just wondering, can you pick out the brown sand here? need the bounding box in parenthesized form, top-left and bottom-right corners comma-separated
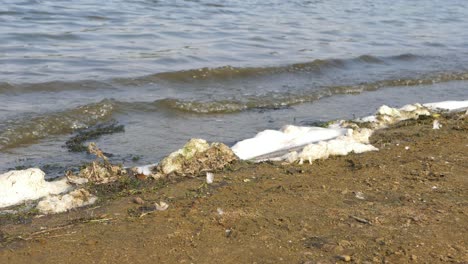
(0, 113, 467, 263)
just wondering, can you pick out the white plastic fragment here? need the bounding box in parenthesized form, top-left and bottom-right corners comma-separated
(134, 163, 158, 176)
(217, 208, 224, 215)
(355, 191, 365, 200)
(155, 201, 169, 211)
(0, 168, 71, 208)
(433, 120, 441, 130)
(206, 172, 214, 184)
(36, 188, 97, 214)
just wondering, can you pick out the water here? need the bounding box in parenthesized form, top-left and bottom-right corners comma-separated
(1, 0, 468, 177)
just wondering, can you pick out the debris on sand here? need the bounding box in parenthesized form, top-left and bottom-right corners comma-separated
(128, 163, 158, 180)
(370, 103, 431, 129)
(129, 201, 169, 217)
(154, 201, 169, 211)
(0, 168, 71, 208)
(36, 188, 97, 214)
(231, 102, 460, 164)
(151, 139, 238, 179)
(297, 128, 378, 164)
(206, 172, 214, 184)
(232, 125, 346, 160)
(66, 143, 127, 185)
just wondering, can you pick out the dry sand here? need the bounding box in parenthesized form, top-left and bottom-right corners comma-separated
(1, 112, 467, 263)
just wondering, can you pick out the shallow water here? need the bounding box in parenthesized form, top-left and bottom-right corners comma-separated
(1, 0, 468, 177)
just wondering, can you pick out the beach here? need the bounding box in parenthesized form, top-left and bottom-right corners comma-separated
(1, 1, 468, 263)
(1, 110, 466, 263)
(2, 0, 468, 176)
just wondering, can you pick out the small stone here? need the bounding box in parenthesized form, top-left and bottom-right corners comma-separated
(334, 245, 344, 252)
(135, 173, 147, 180)
(337, 255, 351, 262)
(355, 191, 365, 200)
(375, 237, 386, 245)
(132, 197, 145, 205)
(410, 255, 417, 261)
(217, 208, 224, 215)
(339, 240, 351, 247)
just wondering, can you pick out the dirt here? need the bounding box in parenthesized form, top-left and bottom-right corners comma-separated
(0, 113, 467, 263)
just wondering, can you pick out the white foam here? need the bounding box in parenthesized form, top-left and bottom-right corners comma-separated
(36, 188, 97, 214)
(231, 125, 346, 160)
(298, 131, 378, 164)
(134, 163, 158, 176)
(231, 100, 468, 163)
(0, 168, 71, 208)
(424, 100, 468, 111)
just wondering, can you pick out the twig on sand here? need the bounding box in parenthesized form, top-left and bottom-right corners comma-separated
(87, 218, 113, 223)
(19, 225, 74, 241)
(17, 217, 113, 241)
(350, 215, 372, 225)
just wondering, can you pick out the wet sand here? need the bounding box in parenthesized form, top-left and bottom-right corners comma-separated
(0, 112, 467, 263)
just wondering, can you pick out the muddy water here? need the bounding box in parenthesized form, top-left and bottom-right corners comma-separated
(1, 0, 468, 176)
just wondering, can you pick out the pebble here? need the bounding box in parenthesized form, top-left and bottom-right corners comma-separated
(339, 240, 351, 247)
(337, 255, 351, 262)
(132, 197, 145, 205)
(355, 191, 365, 200)
(135, 173, 147, 180)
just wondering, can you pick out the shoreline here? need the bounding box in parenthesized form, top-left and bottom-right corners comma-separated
(0, 105, 467, 263)
(2, 101, 466, 212)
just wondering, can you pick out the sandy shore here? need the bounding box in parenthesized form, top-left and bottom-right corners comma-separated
(0, 112, 467, 263)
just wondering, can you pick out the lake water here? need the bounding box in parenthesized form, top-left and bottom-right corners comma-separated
(1, 0, 468, 177)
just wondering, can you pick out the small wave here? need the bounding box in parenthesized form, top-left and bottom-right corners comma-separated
(1, 70, 467, 150)
(113, 54, 402, 85)
(0, 80, 116, 94)
(388, 53, 420, 61)
(0, 100, 116, 150)
(152, 71, 468, 114)
(154, 91, 335, 114)
(2, 53, 423, 93)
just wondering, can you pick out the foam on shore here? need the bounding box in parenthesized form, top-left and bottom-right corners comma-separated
(1, 100, 466, 213)
(423, 100, 468, 111)
(0, 168, 71, 208)
(231, 100, 468, 162)
(231, 126, 347, 160)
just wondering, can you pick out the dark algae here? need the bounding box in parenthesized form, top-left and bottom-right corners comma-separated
(65, 121, 124, 152)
